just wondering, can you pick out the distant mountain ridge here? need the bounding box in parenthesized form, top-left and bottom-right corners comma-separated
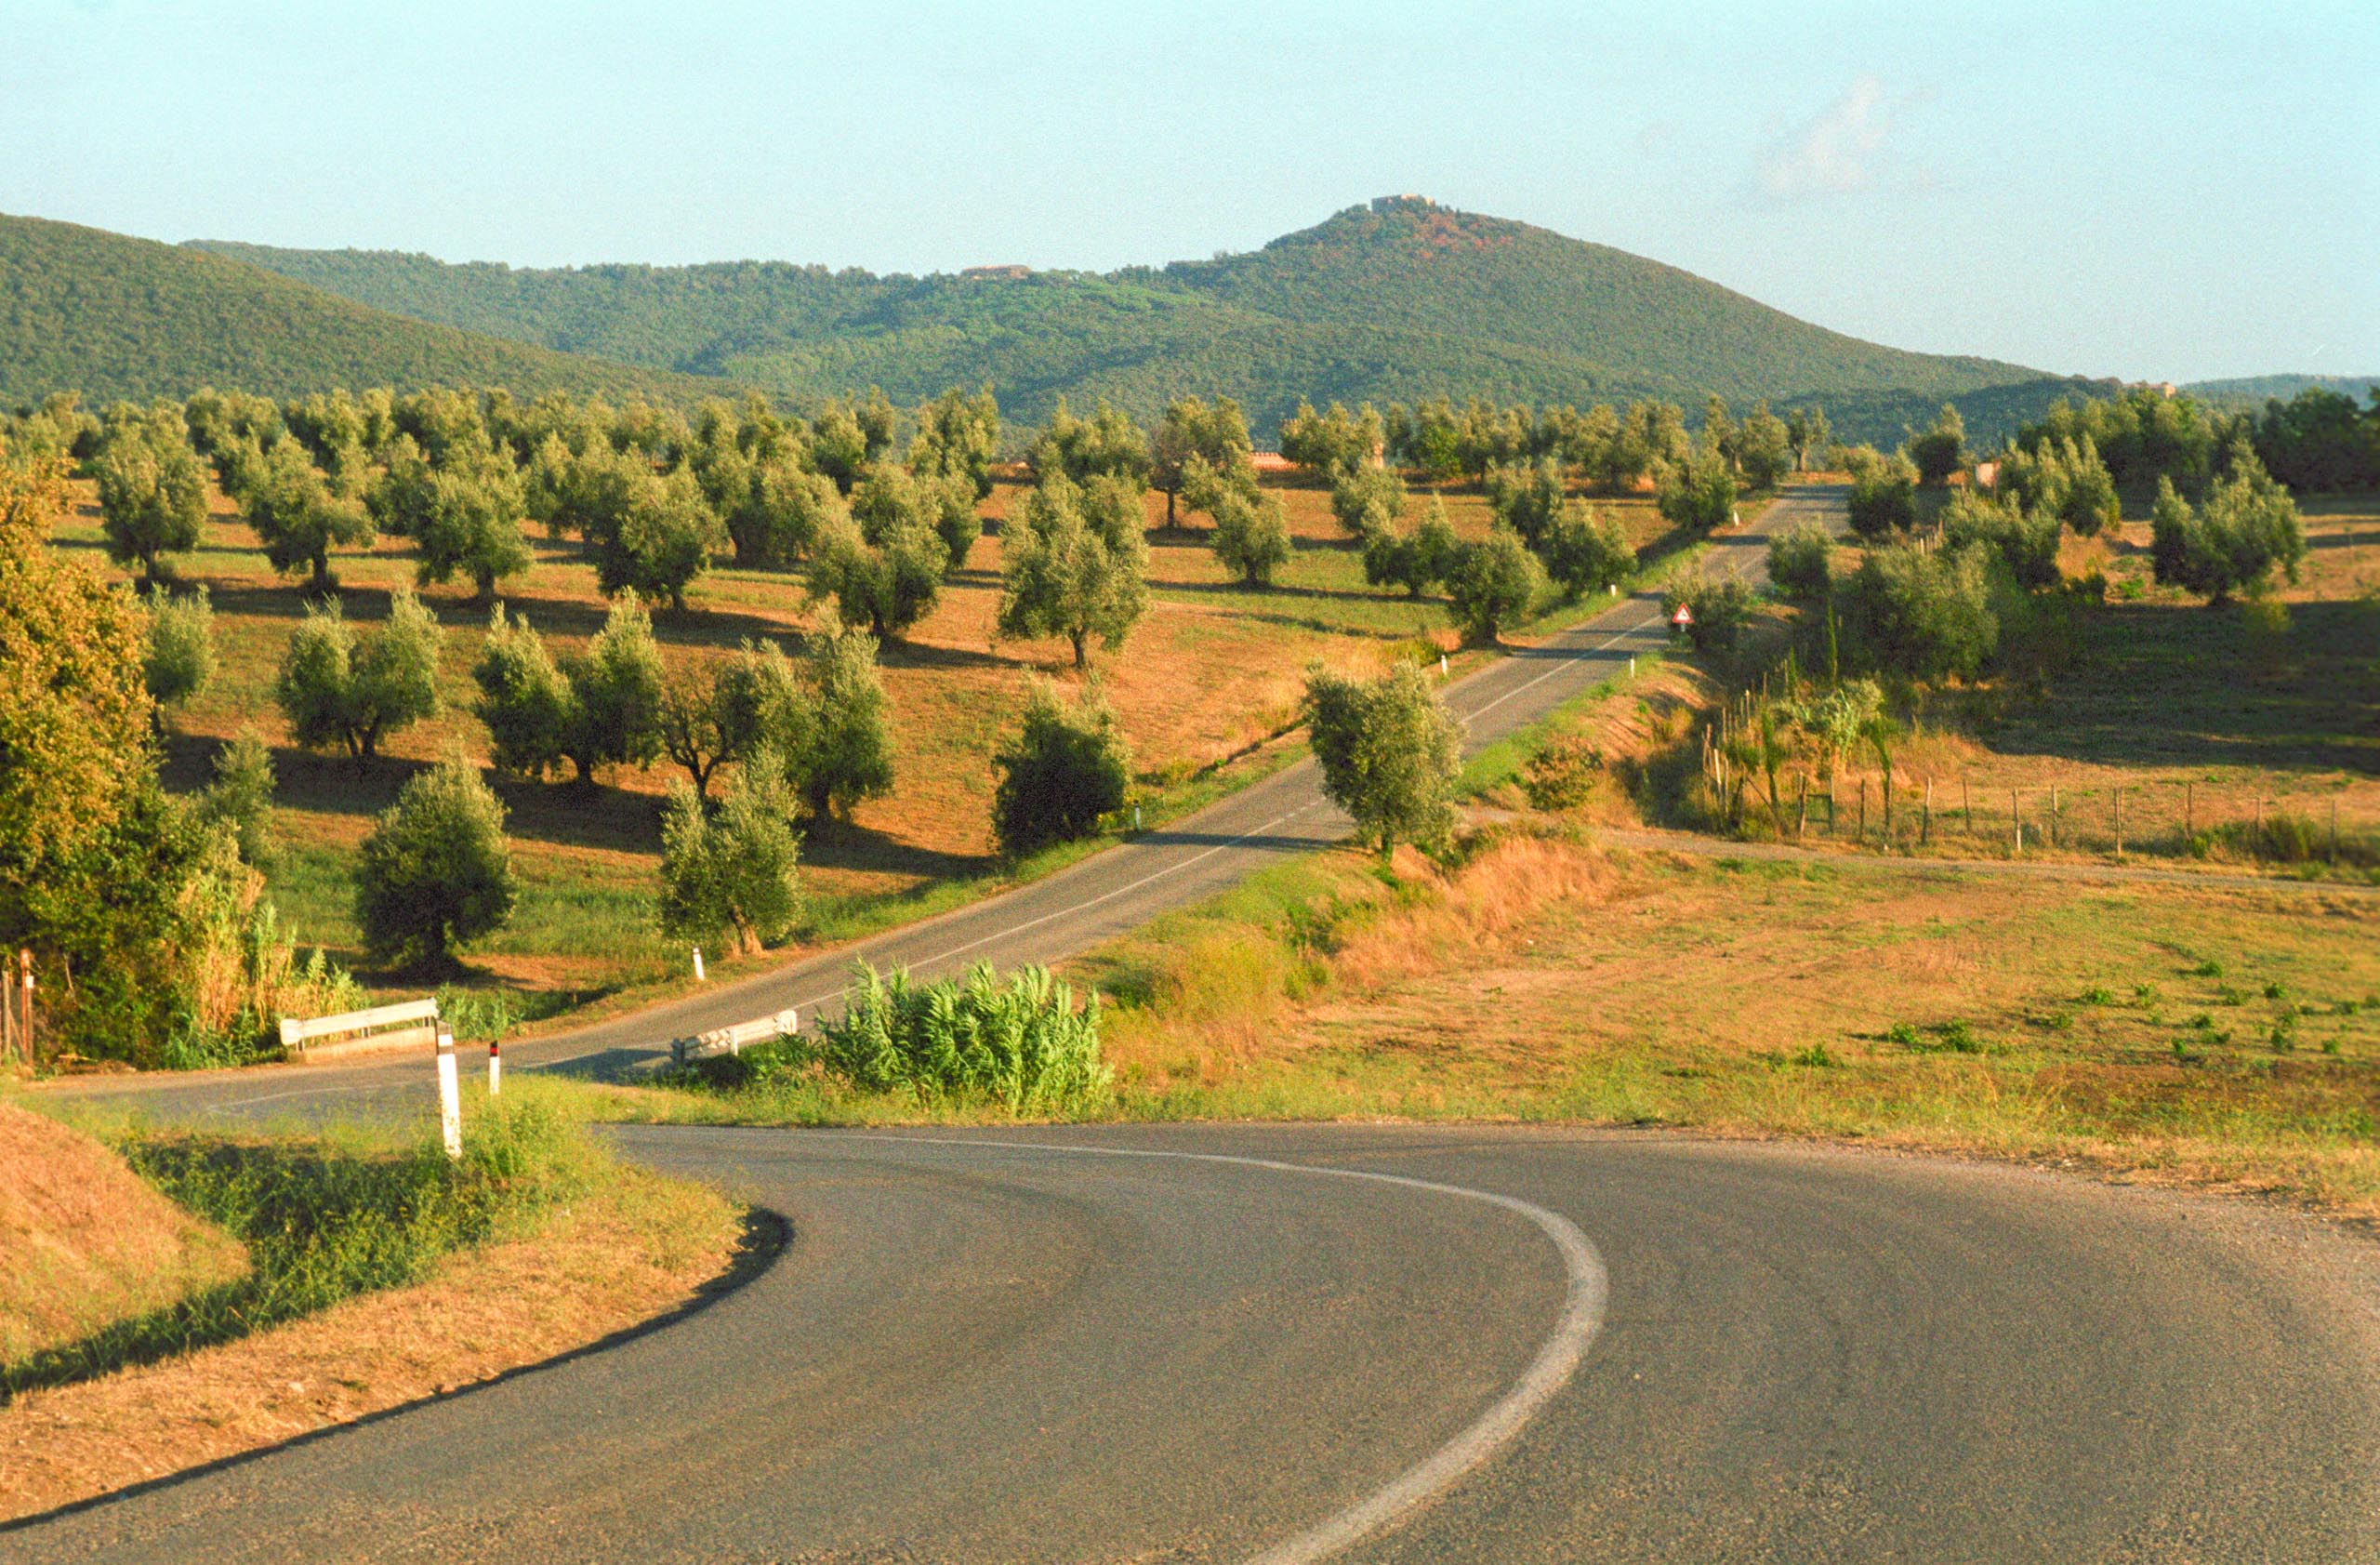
(0, 213, 725, 408)
(2182, 374, 2378, 409)
(185, 196, 2112, 443)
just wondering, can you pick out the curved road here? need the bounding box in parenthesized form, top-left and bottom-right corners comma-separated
(14, 1125, 2376, 1562)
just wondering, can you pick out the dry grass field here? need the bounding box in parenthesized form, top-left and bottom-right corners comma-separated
(53, 469, 1691, 1020)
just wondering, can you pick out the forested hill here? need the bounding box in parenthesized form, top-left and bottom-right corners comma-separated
(190, 196, 2108, 443)
(0, 213, 723, 407)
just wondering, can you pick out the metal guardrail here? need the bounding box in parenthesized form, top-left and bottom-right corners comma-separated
(278, 997, 440, 1060)
(670, 1007, 800, 1068)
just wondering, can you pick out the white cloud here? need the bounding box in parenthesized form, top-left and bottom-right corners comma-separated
(1756, 75, 1924, 201)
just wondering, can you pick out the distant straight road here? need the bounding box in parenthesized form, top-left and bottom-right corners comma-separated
(60, 484, 1843, 1116)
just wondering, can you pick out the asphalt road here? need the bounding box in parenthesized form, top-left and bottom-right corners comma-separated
(14, 1124, 2376, 1563)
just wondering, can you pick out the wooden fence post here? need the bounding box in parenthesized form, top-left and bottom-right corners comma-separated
(2050, 786, 2059, 847)
(17, 950, 32, 1069)
(2011, 789, 2020, 854)
(2114, 789, 2124, 857)
(2185, 782, 2193, 841)
(1923, 779, 1933, 846)
(1962, 777, 1972, 834)
(1858, 778, 1868, 842)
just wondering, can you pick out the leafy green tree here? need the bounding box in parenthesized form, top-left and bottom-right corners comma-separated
(1030, 399, 1151, 487)
(1361, 499, 1461, 597)
(853, 461, 981, 573)
(2253, 386, 2380, 492)
(1447, 526, 1544, 643)
(1210, 485, 1294, 587)
(807, 512, 948, 641)
(355, 757, 517, 971)
(1329, 462, 1407, 538)
(1700, 395, 1739, 471)
(1148, 395, 1255, 526)
(412, 442, 533, 600)
(194, 728, 278, 872)
(1302, 661, 1462, 855)
(1942, 490, 2061, 591)
(908, 385, 1002, 501)
(241, 434, 374, 592)
(991, 679, 1132, 855)
(998, 473, 1149, 667)
(1655, 445, 1737, 531)
(1389, 398, 1464, 484)
(1844, 447, 1920, 539)
(657, 758, 802, 954)
(1785, 405, 1831, 473)
(274, 590, 442, 762)
(532, 435, 642, 544)
(734, 456, 840, 567)
(560, 594, 668, 784)
(1765, 523, 1834, 602)
(1906, 403, 1968, 487)
(141, 584, 216, 724)
(1278, 400, 1383, 480)
(2056, 435, 2120, 537)
(2149, 451, 2307, 604)
(596, 467, 724, 611)
(470, 604, 575, 781)
(1484, 458, 1566, 544)
(1536, 501, 1634, 598)
(1177, 450, 1257, 530)
(94, 402, 208, 584)
(1842, 542, 2000, 680)
(795, 624, 893, 819)
(1738, 401, 1794, 490)
(1661, 573, 1755, 654)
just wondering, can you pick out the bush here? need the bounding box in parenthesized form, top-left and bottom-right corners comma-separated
(992, 680, 1132, 855)
(1941, 490, 2061, 591)
(1447, 527, 1544, 644)
(273, 590, 442, 762)
(355, 757, 518, 970)
(1522, 734, 1601, 812)
(143, 585, 216, 711)
(195, 729, 279, 872)
(808, 961, 1112, 1111)
(1661, 573, 1755, 654)
(1906, 404, 1967, 487)
(2149, 451, 2307, 604)
(1536, 501, 1634, 598)
(1765, 523, 1833, 601)
(1302, 661, 1462, 854)
(1840, 542, 2000, 681)
(657, 758, 801, 954)
(1844, 448, 1919, 539)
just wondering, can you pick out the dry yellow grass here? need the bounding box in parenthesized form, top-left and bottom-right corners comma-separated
(0, 1159, 739, 1522)
(0, 1103, 247, 1363)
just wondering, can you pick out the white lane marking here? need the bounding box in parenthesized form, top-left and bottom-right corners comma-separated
(827, 1133, 1608, 1564)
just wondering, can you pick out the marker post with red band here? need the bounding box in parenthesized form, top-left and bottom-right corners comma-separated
(488, 1038, 502, 1097)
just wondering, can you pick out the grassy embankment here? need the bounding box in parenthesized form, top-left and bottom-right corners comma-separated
(56, 464, 1718, 1040)
(0, 1084, 740, 1519)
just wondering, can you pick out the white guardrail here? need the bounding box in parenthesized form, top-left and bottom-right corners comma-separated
(670, 1007, 800, 1068)
(278, 997, 441, 1061)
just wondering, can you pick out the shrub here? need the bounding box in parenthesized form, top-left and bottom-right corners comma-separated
(657, 757, 801, 955)
(1839, 542, 1999, 682)
(355, 757, 517, 970)
(1447, 527, 1544, 644)
(992, 679, 1132, 855)
(195, 729, 279, 872)
(1536, 501, 1634, 598)
(2149, 450, 2307, 604)
(273, 590, 443, 762)
(1661, 573, 1755, 654)
(143, 585, 216, 712)
(1906, 405, 1967, 487)
(811, 961, 1112, 1112)
(1941, 490, 2061, 591)
(1302, 661, 1462, 855)
(1844, 447, 1919, 539)
(1521, 734, 1601, 812)
(1765, 523, 1834, 601)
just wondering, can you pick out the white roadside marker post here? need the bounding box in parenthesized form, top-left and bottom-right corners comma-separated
(434, 1022, 462, 1160)
(693, 946, 707, 982)
(1439, 653, 1448, 677)
(487, 1038, 502, 1097)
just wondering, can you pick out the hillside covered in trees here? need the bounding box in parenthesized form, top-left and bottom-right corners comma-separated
(190, 197, 2108, 444)
(0, 214, 723, 408)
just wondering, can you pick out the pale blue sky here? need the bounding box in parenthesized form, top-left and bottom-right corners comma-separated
(4, 0, 2373, 382)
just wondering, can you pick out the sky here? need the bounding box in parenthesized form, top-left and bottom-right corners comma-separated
(4, 0, 2374, 383)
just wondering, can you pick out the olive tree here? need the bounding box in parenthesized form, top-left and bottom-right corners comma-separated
(1905, 404, 1968, 487)
(1536, 501, 1634, 598)
(1841, 542, 2000, 681)
(806, 512, 948, 641)
(1738, 402, 1794, 490)
(991, 679, 1132, 856)
(1329, 463, 1407, 539)
(95, 403, 207, 584)
(2149, 452, 2307, 604)
(1765, 523, 1835, 602)
(596, 467, 724, 611)
(1655, 446, 1737, 532)
(657, 758, 802, 955)
(274, 590, 442, 762)
(1029, 399, 1150, 487)
(1484, 458, 1566, 545)
(1446, 527, 1544, 644)
(1278, 400, 1383, 481)
(1302, 661, 1462, 855)
(1148, 395, 1254, 526)
(1844, 447, 1919, 540)
(1362, 500, 1461, 598)
(998, 472, 1149, 667)
(143, 585, 216, 714)
(242, 434, 374, 592)
(412, 442, 533, 601)
(794, 624, 893, 819)
(1210, 485, 1294, 587)
(907, 386, 1002, 501)
(355, 757, 517, 971)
